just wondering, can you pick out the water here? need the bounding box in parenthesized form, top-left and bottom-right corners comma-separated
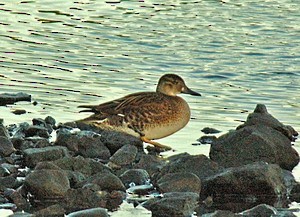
(0, 0, 299, 215)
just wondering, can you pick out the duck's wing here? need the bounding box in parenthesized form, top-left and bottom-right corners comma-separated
(78, 92, 155, 116)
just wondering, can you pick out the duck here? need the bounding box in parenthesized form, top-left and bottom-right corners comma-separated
(78, 74, 201, 150)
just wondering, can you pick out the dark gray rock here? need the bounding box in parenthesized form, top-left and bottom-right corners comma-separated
(8, 211, 35, 217)
(210, 124, 299, 171)
(53, 156, 110, 177)
(0, 163, 18, 177)
(45, 116, 56, 126)
(156, 172, 201, 194)
(109, 144, 138, 168)
(239, 204, 277, 217)
(143, 192, 199, 217)
(119, 169, 150, 188)
(0, 92, 31, 106)
(8, 189, 31, 212)
(237, 104, 298, 140)
(0, 124, 10, 138)
(0, 136, 16, 157)
(201, 162, 289, 209)
(23, 146, 69, 168)
(63, 188, 107, 213)
(67, 207, 109, 217)
(156, 154, 220, 182)
(134, 154, 167, 177)
(290, 182, 300, 203)
(24, 125, 49, 138)
(55, 129, 111, 160)
(202, 210, 237, 217)
(210, 104, 299, 171)
(33, 204, 65, 217)
(201, 127, 221, 134)
(71, 121, 143, 154)
(80, 171, 126, 192)
(0, 175, 19, 191)
(24, 169, 70, 199)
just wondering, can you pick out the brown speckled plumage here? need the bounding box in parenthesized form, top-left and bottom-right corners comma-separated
(78, 74, 201, 150)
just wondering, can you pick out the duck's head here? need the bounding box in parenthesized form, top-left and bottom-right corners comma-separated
(156, 74, 201, 96)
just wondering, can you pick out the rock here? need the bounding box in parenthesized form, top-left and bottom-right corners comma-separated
(201, 162, 289, 211)
(210, 124, 299, 171)
(0, 175, 19, 191)
(156, 154, 220, 182)
(24, 125, 49, 138)
(24, 169, 70, 199)
(67, 207, 109, 217)
(34, 204, 65, 217)
(8, 211, 35, 216)
(109, 144, 138, 168)
(80, 171, 126, 192)
(143, 192, 199, 217)
(72, 121, 143, 154)
(23, 146, 69, 168)
(0, 163, 18, 177)
(0, 92, 31, 106)
(119, 169, 150, 188)
(290, 182, 300, 202)
(12, 109, 26, 115)
(239, 204, 277, 216)
(55, 129, 111, 160)
(197, 135, 217, 145)
(156, 172, 201, 194)
(0, 136, 16, 157)
(134, 154, 167, 177)
(63, 188, 107, 213)
(0, 124, 10, 138)
(201, 127, 221, 134)
(237, 104, 298, 140)
(201, 210, 237, 217)
(7, 189, 31, 211)
(32, 118, 53, 134)
(45, 116, 56, 127)
(53, 156, 110, 177)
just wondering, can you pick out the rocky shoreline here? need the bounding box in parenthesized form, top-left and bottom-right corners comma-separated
(0, 102, 299, 217)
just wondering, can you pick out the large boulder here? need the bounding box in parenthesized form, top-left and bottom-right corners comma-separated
(210, 104, 299, 171)
(201, 162, 293, 212)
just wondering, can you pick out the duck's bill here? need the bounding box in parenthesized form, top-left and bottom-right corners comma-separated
(182, 87, 201, 96)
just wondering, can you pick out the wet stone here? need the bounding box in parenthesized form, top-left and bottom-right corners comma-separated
(0, 136, 16, 157)
(119, 169, 150, 188)
(45, 115, 56, 127)
(202, 210, 237, 217)
(66, 207, 109, 217)
(0, 92, 31, 106)
(7, 211, 35, 217)
(23, 146, 69, 168)
(0, 175, 19, 191)
(156, 172, 201, 194)
(7, 189, 31, 212)
(0, 123, 10, 138)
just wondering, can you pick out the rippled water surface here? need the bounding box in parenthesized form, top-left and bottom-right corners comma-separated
(1, 0, 299, 215)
